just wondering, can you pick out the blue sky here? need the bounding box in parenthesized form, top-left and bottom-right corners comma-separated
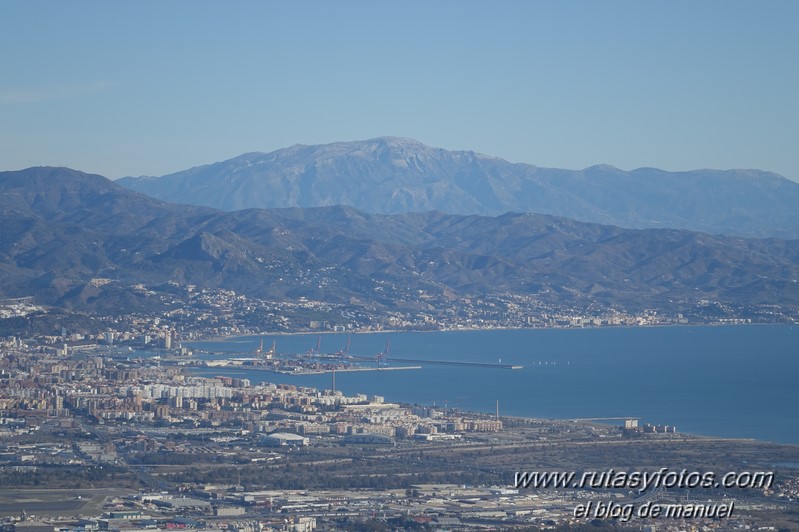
(1, 1, 797, 180)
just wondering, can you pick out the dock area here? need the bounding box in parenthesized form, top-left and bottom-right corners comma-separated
(200, 360, 422, 375)
(351, 356, 522, 370)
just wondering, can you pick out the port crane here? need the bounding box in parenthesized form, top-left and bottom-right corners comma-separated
(333, 336, 351, 363)
(375, 339, 390, 367)
(307, 335, 321, 361)
(254, 338, 275, 360)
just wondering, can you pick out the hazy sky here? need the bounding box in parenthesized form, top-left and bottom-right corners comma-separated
(2, 1, 797, 180)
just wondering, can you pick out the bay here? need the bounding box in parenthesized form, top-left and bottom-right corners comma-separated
(186, 324, 799, 444)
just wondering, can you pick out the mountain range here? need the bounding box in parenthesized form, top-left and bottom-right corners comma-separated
(3, 167, 798, 316)
(118, 137, 799, 238)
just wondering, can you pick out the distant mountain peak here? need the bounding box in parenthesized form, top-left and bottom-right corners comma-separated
(371, 136, 427, 147)
(585, 163, 622, 173)
(2, 166, 117, 194)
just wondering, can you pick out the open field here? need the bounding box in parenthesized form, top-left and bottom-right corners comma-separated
(0, 488, 135, 517)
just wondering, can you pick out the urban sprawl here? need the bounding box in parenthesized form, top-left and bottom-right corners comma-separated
(1, 286, 799, 531)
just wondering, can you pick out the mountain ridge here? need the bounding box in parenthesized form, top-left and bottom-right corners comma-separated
(3, 166, 799, 318)
(117, 138, 799, 238)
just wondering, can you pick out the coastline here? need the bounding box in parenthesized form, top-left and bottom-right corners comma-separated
(186, 365, 788, 446)
(183, 324, 799, 445)
(187, 320, 787, 344)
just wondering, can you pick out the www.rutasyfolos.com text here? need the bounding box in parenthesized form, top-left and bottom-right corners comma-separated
(514, 468, 774, 491)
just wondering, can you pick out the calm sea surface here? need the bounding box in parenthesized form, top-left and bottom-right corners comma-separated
(186, 325, 799, 444)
